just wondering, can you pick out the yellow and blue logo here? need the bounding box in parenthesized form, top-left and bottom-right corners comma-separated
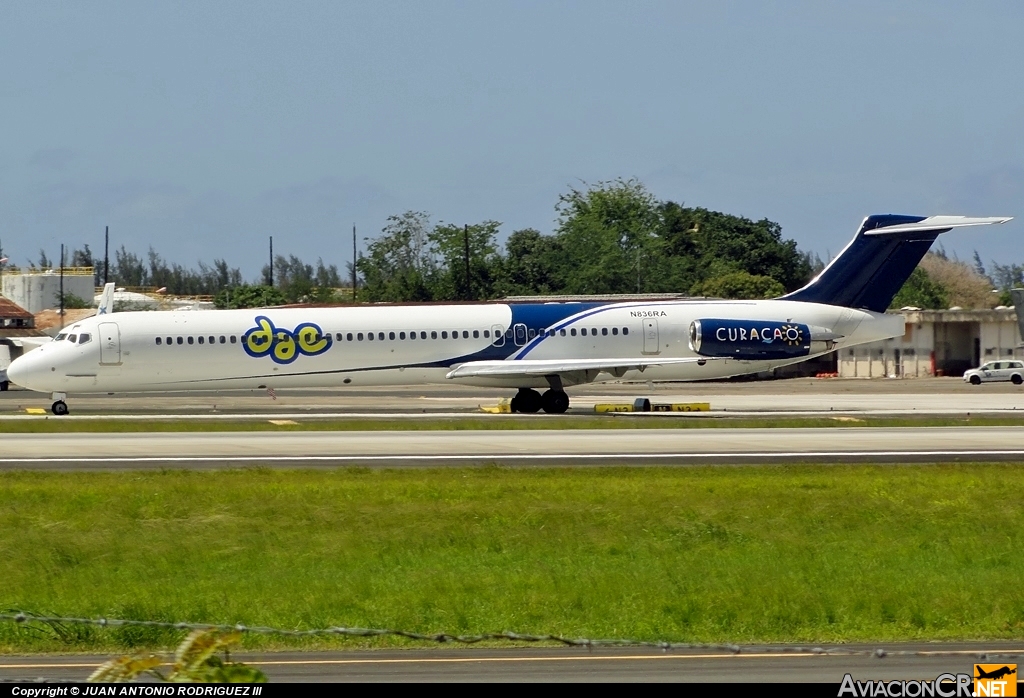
(242, 316, 331, 364)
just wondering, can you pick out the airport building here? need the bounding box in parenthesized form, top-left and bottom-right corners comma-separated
(837, 308, 1022, 378)
(0, 267, 96, 314)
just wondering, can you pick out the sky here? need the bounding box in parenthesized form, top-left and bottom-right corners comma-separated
(1, 1, 1022, 280)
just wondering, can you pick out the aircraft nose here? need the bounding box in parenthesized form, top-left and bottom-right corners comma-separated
(7, 350, 51, 392)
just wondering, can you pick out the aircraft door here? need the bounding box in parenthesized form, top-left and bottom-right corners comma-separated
(98, 322, 121, 365)
(513, 323, 527, 346)
(491, 324, 505, 347)
(642, 319, 661, 355)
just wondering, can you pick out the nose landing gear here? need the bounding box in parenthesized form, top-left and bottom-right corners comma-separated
(51, 392, 69, 416)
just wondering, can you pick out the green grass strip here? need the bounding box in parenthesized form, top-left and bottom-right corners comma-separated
(2, 464, 1024, 652)
(3, 414, 1024, 432)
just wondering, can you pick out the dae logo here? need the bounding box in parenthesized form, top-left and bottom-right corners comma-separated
(243, 316, 331, 364)
(975, 664, 1017, 697)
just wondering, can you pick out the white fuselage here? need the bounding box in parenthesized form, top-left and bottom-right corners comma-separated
(7, 299, 903, 394)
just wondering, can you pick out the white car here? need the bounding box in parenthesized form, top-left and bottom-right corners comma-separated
(963, 361, 1024, 385)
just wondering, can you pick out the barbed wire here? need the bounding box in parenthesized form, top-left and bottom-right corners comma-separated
(3, 612, 1024, 660)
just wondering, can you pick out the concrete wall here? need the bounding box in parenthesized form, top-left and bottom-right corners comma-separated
(1, 274, 94, 314)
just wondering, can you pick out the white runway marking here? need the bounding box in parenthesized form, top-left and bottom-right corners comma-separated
(3, 450, 1024, 463)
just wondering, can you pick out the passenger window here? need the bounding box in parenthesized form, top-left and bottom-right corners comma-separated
(209, 336, 215, 344)
(612, 327, 618, 335)
(198, 336, 204, 344)
(167, 337, 173, 345)
(580, 328, 587, 336)
(347, 333, 353, 341)
(473, 330, 479, 338)
(156, 337, 162, 345)
(368, 332, 374, 341)
(528, 328, 536, 339)
(420, 331, 427, 339)
(399, 332, 406, 340)
(442, 331, 448, 339)
(79, 333, 91, 344)
(409, 332, 416, 340)
(357, 333, 363, 341)
(389, 332, 396, 340)
(623, 327, 629, 335)
(560, 329, 566, 336)
(460, 330, 467, 338)
(431, 331, 437, 339)
(188, 337, 194, 345)
(336, 333, 343, 341)
(571, 328, 577, 336)
(177, 337, 184, 345)
(220, 336, 226, 344)
(378, 332, 385, 341)
(483, 330, 490, 338)
(602, 328, 608, 336)
(229, 336, 236, 344)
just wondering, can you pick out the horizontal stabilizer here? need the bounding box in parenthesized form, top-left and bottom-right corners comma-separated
(446, 357, 722, 380)
(862, 216, 1012, 236)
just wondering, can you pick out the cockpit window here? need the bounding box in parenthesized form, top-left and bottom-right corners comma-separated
(67, 335, 78, 343)
(55, 333, 67, 341)
(79, 333, 91, 344)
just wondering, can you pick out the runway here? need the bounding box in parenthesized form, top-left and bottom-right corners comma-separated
(3, 377, 1024, 417)
(3, 426, 1024, 467)
(2, 645, 1021, 682)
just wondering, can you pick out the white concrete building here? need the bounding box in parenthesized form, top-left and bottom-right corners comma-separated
(1, 269, 95, 314)
(838, 308, 1022, 378)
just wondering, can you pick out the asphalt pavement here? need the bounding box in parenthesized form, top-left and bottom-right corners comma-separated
(1, 645, 1021, 683)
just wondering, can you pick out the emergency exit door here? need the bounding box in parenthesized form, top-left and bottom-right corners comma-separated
(98, 322, 121, 365)
(642, 319, 660, 355)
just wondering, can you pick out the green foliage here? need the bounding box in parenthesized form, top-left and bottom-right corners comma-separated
(214, 284, 287, 309)
(5, 465, 1024, 651)
(694, 271, 785, 299)
(428, 221, 503, 300)
(554, 179, 664, 294)
(58, 291, 92, 309)
(890, 267, 949, 310)
(88, 629, 266, 683)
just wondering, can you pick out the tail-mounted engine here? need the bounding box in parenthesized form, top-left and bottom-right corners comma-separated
(688, 319, 839, 360)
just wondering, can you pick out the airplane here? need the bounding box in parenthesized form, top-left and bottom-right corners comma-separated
(6, 214, 1012, 416)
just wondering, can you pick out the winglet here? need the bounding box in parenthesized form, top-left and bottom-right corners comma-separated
(96, 282, 116, 315)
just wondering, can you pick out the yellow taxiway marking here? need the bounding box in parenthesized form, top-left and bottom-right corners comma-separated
(4, 648, 1022, 670)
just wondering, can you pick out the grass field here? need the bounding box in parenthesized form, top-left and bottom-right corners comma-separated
(2, 414, 1024, 432)
(2, 465, 1024, 652)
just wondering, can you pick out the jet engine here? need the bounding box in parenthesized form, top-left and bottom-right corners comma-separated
(688, 319, 838, 360)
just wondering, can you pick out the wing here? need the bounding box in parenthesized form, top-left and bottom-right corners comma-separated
(445, 356, 722, 381)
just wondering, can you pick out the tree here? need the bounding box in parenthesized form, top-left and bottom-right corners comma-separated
(428, 221, 503, 300)
(919, 252, 995, 309)
(890, 267, 949, 309)
(214, 284, 286, 309)
(695, 271, 785, 299)
(357, 212, 436, 302)
(554, 179, 664, 294)
(499, 228, 563, 296)
(660, 205, 812, 292)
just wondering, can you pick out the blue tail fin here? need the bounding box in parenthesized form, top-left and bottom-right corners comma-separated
(782, 214, 1012, 312)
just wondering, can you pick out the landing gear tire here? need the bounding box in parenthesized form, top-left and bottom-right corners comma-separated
(1013, 374, 1023, 385)
(541, 389, 570, 414)
(969, 375, 981, 385)
(511, 388, 543, 413)
(0, 380, 8, 392)
(51, 400, 69, 416)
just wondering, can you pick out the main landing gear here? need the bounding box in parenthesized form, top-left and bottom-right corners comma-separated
(51, 392, 69, 416)
(510, 388, 570, 414)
